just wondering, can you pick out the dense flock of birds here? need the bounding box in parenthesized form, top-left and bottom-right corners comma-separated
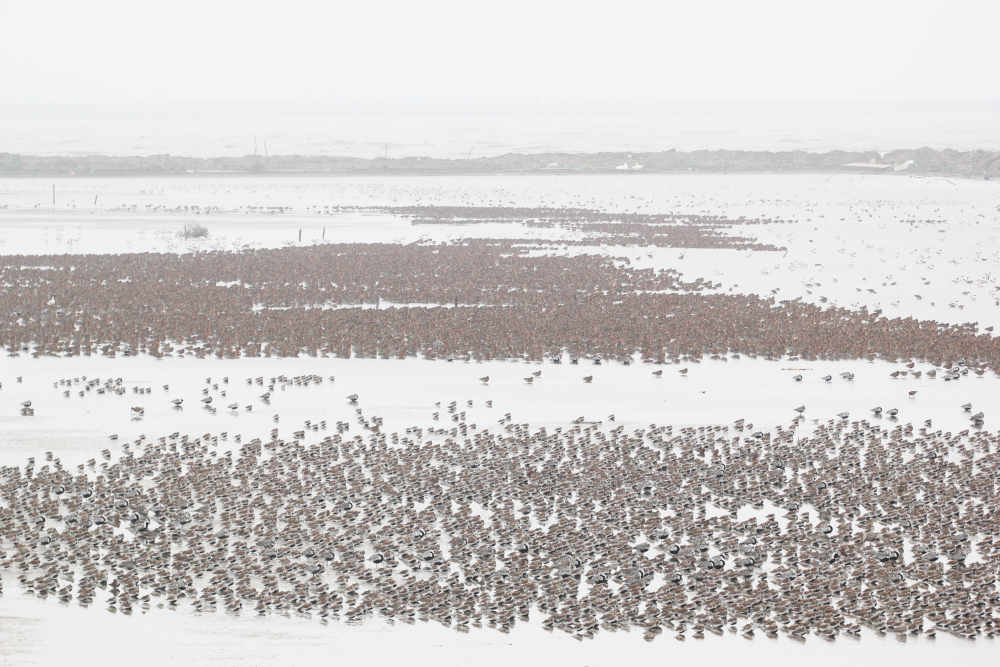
(1, 243, 997, 370)
(386, 205, 787, 251)
(1, 410, 998, 642)
(1, 201, 999, 646)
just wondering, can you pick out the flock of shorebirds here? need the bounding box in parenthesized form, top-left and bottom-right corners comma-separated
(1, 242, 997, 370)
(1, 405, 998, 643)
(0, 203, 998, 646)
(383, 205, 785, 251)
(13, 364, 988, 432)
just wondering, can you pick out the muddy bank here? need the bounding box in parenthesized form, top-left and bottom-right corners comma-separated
(1, 147, 998, 178)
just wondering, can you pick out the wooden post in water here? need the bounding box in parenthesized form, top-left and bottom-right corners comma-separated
(52, 184, 55, 207)
(298, 229, 302, 242)
(322, 228, 325, 239)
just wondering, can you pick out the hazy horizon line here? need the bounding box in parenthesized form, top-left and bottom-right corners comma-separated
(4, 99, 1000, 119)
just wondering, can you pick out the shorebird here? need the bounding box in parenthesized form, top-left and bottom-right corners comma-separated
(794, 405, 805, 413)
(822, 375, 832, 381)
(524, 377, 534, 383)
(871, 406, 882, 414)
(201, 397, 212, 404)
(838, 412, 849, 419)
(793, 375, 802, 381)
(20, 400, 31, 407)
(887, 408, 898, 416)
(172, 398, 183, 406)
(347, 394, 358, 402)
(480, 376, 489, 383)
(652, 370, 662, 376)
(908, 390, 918, 396)
(228, 403, 239, 411)
(679, 368, 688, 375)
(531, 371, 541, 377)
(962, 403, 972, 411)
(583, 376, 593, 383)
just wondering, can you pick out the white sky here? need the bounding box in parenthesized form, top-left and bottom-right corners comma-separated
(1, 0, 998, 114)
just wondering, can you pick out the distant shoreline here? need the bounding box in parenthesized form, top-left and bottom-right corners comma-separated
(1, 148, 998, 179)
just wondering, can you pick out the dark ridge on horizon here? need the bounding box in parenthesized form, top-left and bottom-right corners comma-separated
(1, 148, 999, 178)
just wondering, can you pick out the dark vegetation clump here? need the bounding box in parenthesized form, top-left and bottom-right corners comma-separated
(182, 223, 210, 239)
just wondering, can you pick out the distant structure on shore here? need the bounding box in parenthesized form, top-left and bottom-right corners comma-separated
(844, 157, 914, 171)
(616, 155, 644, 171)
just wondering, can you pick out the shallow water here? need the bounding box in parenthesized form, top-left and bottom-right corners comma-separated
(0, 354, 991, 468)
(1, 587, 996, 667)
(1, 171, 999, 666)
(2, 172, 997, 328)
